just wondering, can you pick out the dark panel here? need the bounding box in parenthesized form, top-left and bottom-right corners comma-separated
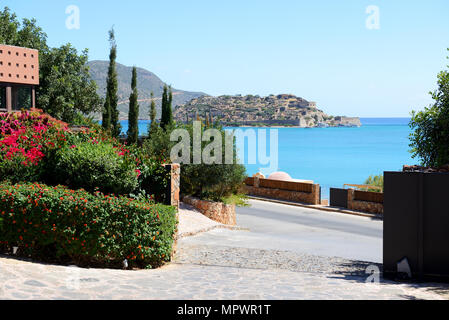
(383, 172, 420, 276)
(329, 188, 348, 208)
(423, 173, 449, 277)
(0, 85, 6, 110)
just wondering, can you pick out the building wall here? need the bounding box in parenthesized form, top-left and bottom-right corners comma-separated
(0, 45, 39, 86)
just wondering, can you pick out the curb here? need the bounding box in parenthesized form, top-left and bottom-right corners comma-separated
(247, 196, 383, 220)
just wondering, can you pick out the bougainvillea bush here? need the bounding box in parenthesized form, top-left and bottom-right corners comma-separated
(0, 182, 177, 268)
(45, 132, 171, 199)
(0, 110, 68, 183)
(0, 110, 170, 201)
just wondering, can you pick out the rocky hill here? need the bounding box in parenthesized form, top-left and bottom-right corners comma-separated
(87, 60, 206, 120)
(174, 94, 361, 127)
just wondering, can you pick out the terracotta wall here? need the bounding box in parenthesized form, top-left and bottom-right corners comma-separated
(0, 45, 39, 85)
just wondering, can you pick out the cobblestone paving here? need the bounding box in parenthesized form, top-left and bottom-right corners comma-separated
(1, 203, 448, 300)
(0, 241, 448, 300)
(175, 243, 377, 275)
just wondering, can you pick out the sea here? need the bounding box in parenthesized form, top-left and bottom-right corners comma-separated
(120, 118, 414, 199)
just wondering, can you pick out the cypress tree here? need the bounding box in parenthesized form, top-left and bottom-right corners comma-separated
(102, 95, 111, 130)
(101, 29, 114, 131)
(104, 28, 121, 137)
(127, 66, 139, 144)
(148, 91, 158, 136)
(161, 84, 173, 129)
(160, 85, 167, 128)
(167, 85, 174, 126)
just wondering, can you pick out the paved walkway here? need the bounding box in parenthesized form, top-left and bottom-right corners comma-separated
(0, 201, 448, 300)
(0, 246, 447, 300)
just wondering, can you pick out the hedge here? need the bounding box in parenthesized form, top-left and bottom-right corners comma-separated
(0, 182, 178, 269)
(49, 140, 139, 195)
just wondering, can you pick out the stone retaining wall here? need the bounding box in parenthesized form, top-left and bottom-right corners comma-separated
(182, 196, 236, 225)
(163, 164, 180, 211)
(244, 176, 321, 205)
(347, 189, 383, 214)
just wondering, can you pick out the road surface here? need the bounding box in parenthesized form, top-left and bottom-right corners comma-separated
(182, 199, 383, 263)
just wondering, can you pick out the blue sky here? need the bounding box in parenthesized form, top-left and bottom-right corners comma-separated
(2, 0, 449, 117)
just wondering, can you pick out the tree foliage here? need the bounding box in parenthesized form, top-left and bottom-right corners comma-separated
(38, 44, 102, 123)
(160, 85, 173, 130)
(178, 122, 247, 201)
(0, 7, 101, 124)
(364, 174, 384, 192)
(148, 91, 158, 136)
(410, 50, 449, 167)
(127, 67, 139, 144)
(102, 28, 121, 136)
(143, 120, 247, 202)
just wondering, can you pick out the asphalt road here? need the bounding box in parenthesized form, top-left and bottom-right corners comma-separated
(183, 199, 383, 263)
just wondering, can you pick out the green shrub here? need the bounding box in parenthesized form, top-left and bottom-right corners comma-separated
(71, 112, 102, 128)
(364, 174, 384, 192)
(0, 182, 177, 269)
(143, 121, 247, 202)
(162, 122, 247, 202)
(134, 151, 171, 204)
(182, 162, 247, 202)
(144, 124, 177, 160)
(49, 140, 139, 195)
(222, 193, 250, 207)
(182, 123, 247, 202)
(410, 50, 449, 167)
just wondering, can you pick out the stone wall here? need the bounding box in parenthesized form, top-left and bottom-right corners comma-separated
(244, 176, 321, 205)
(182, 195, 236, 225)
(347, 189, 383, 214)
(163, 164, 180, 211)
(162, 164, 181, 260)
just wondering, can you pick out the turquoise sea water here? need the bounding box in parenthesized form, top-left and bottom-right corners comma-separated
(121, 118, 414, 199)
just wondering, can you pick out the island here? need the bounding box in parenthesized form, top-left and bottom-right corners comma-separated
(174, 94, 361, 128)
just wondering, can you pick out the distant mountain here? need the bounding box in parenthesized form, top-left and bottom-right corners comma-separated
(87, 60, 206, 120)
